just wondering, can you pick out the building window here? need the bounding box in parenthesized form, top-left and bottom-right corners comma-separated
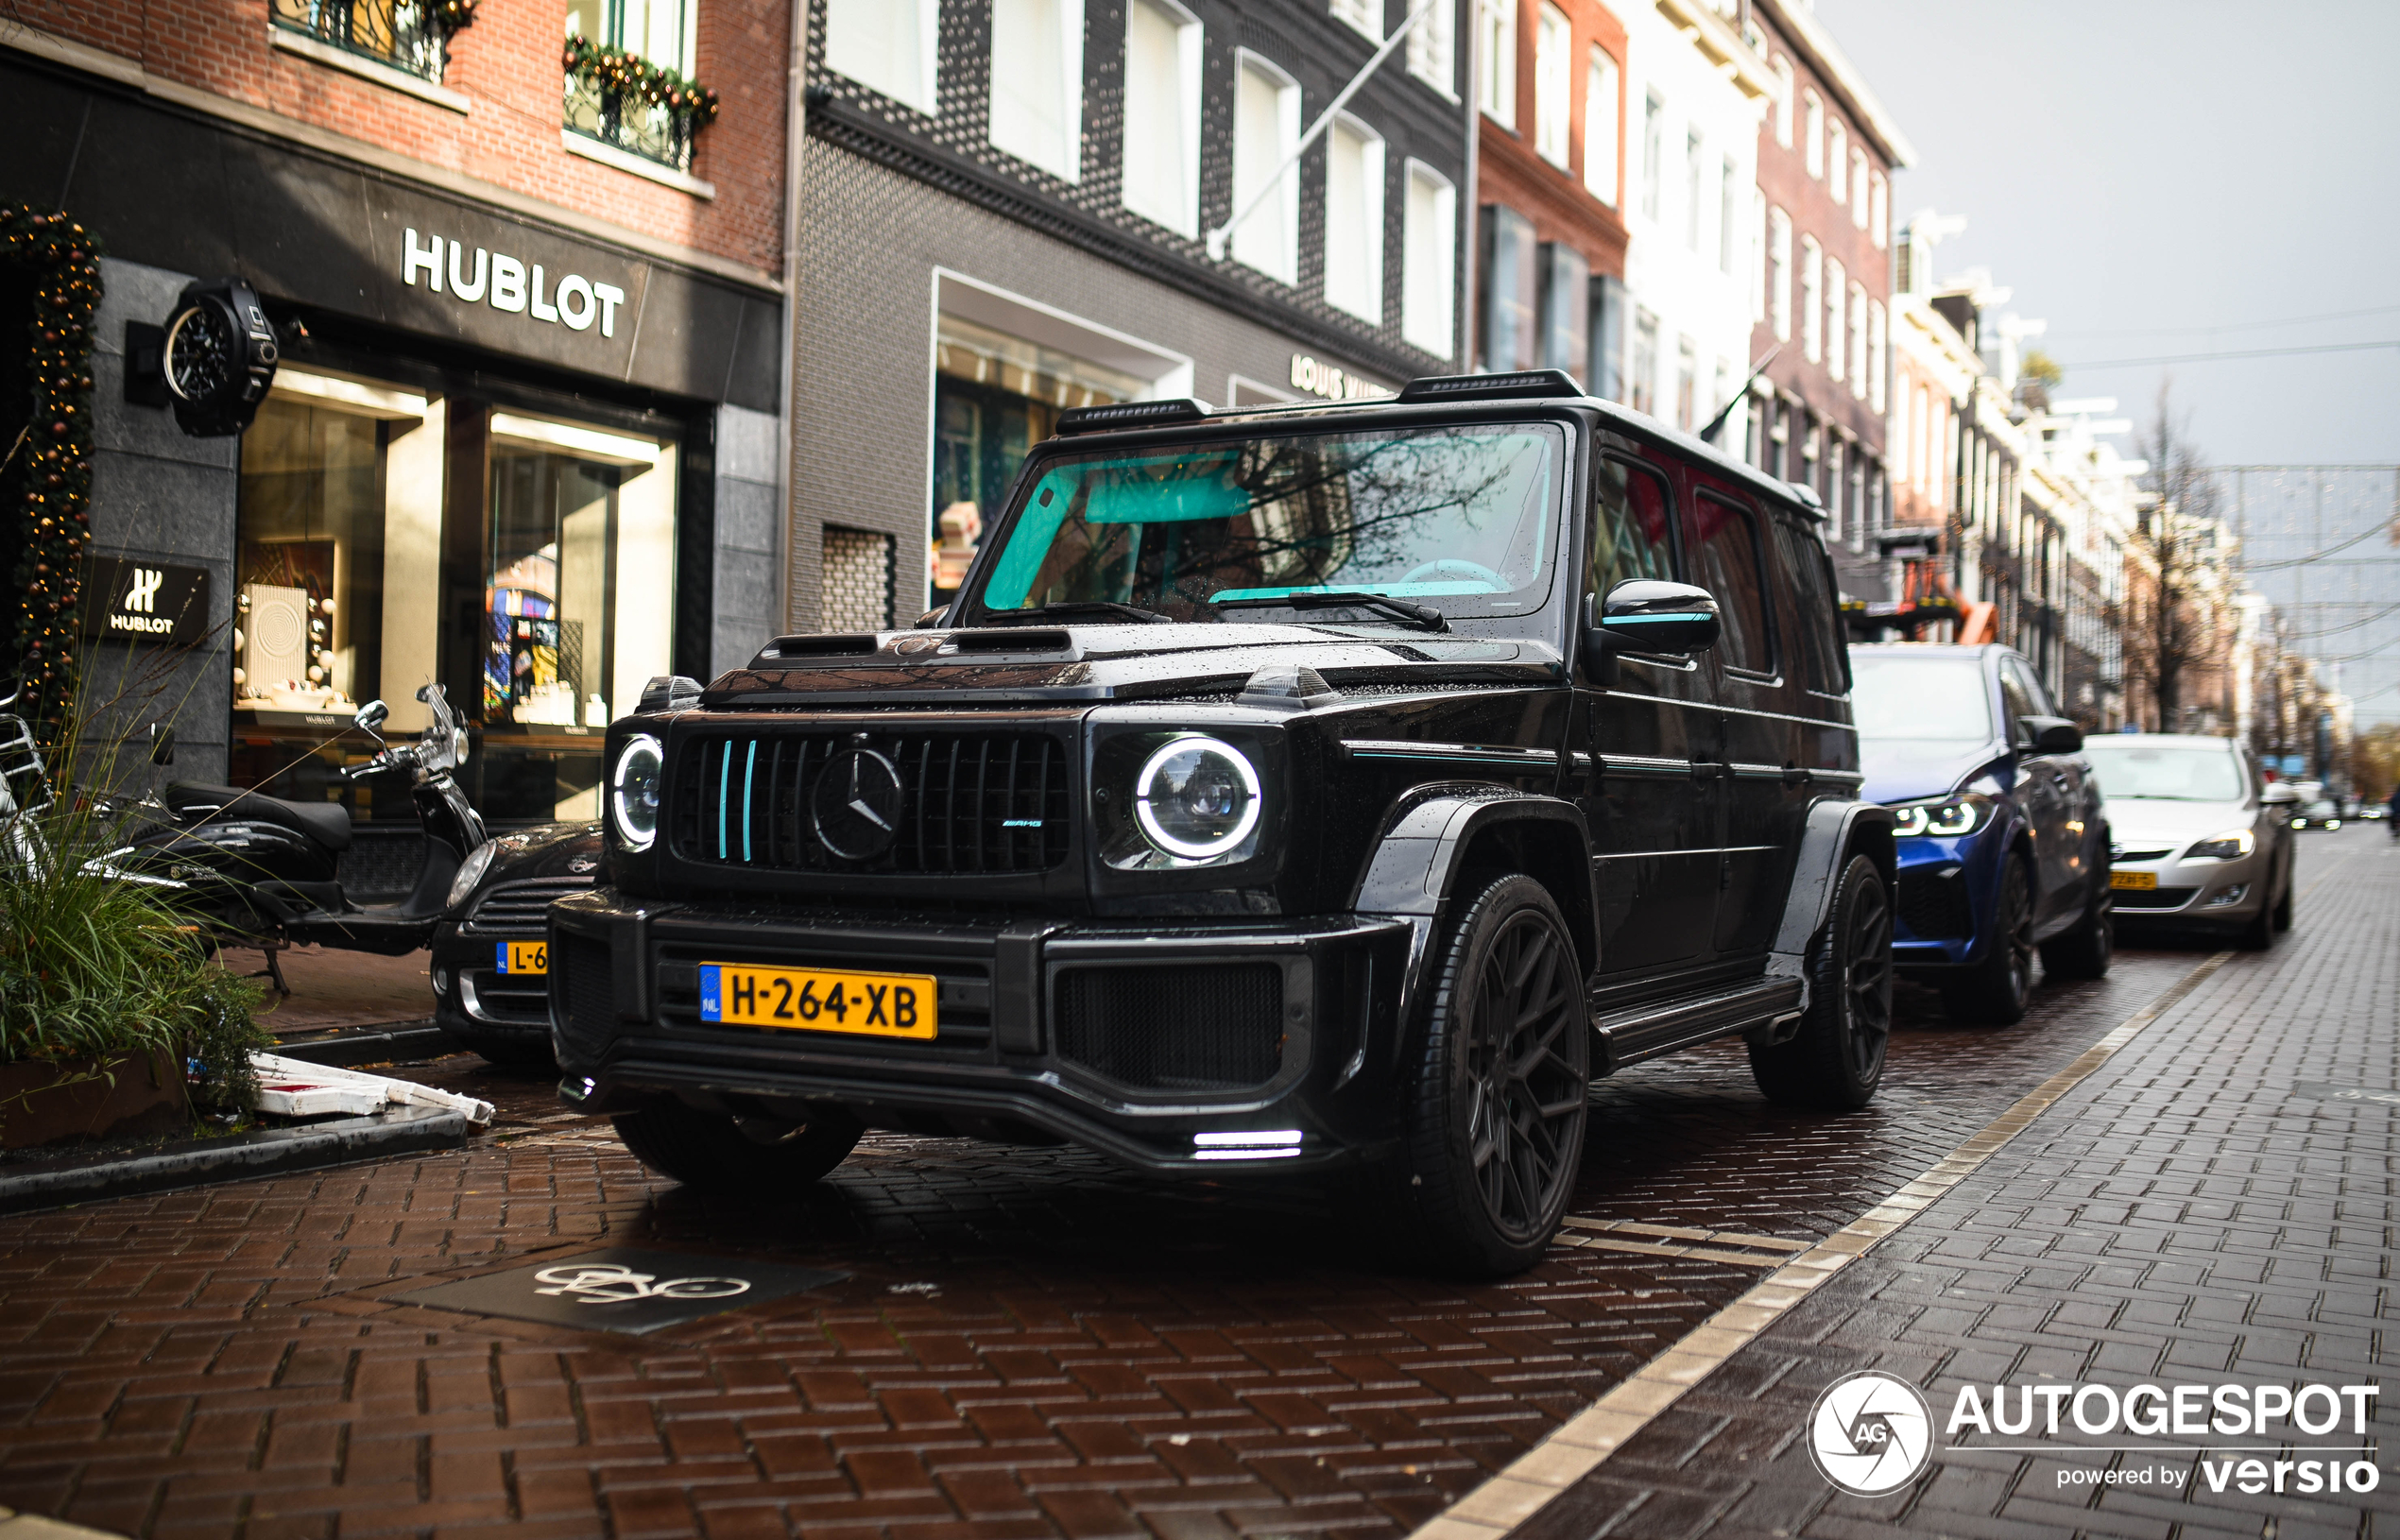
(1403, 161, 1457, 356)
(1826, 435, 1845, 539)
(1480, 204, 1537, 371)
(1847, 281, 1868, 397)
(1477, 0, 1516, 128)
(1867, 299, 1887, 412)
(1231, 52, 1301, 283)
(1719, 154, 1738, 274)
(1329, 0, 1380, 42)
(1584, 47, 1619, 206)
(1825, 256, 1845, 381)
(565, 0, 706, 166)
(1639, 91, 1663, 221)
(1826, 120, 1846, 202)
(1869, 170, 1888, 248)
(1538, 242, 1589, 381)
(1767, 205, 1791, 341)
(1630, 307, 1658, 417)
(1534, 4, 1572, 166)
(1799, 234, 1821, 362)
(1749, 187, 1767, 321)
(1802, 90, 1823, 178)
(1772, 55, 1793, 147)
(278, 0, 453, 81)
(1409, 0, 1458, 96)
(1121, 0, 1201, 236)
(988, 0, 1086, 182)
(1851, 148, 1871, 228)
(1589, 272, 1625, 401)
(1324, 113, 1387, 322)
(822, 0, 937, 115)
(1675, 335, 1698, 432)
(1685, 130, 1704, 250)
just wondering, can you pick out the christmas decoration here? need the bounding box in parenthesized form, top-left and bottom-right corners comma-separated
(1, 204, 101, 747)
(430, 0, 479, 32)
(563, 34, 720, 163)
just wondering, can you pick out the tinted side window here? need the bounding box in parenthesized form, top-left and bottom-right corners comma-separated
(1997, 661, 2036, 743)
(1775, 521, 1846, 693)
(1686, 493, 1774, 675)
(1590, 456, 1678, 592)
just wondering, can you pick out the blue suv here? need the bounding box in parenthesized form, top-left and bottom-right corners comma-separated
(1848, 644, 2113, 1022)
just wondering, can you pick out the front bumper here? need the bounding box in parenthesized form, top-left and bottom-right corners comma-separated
(545, 890, 1414, 1174)
(429, 923, 552, 1035)
(1890, 830, 2002, 968)
(2107, 847, 2269, 923)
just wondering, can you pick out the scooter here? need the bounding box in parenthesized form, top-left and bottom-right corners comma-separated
(111, 683, 489, 984)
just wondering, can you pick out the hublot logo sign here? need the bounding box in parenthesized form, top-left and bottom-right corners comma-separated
(81, 557, 211, 645)
(403, 229, 627, 339)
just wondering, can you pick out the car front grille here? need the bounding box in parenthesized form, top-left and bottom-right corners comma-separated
(1895, 868, 1974, 940)
(1054, 963, 1285, 1093)
(469, 876, 593, 932)
(671, 731, 1071, 876)
(2114, 885, 2197, 910)
(2114, 847, 2173, 864)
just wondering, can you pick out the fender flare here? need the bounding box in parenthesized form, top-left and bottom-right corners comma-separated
(1764, 797, 1897, 1003)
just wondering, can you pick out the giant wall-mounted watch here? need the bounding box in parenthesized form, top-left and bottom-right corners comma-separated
(162, 278, 281, 436)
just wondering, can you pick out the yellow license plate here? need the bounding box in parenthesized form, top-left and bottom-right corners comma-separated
(2110, 870, 2158, 891)
(699, 963, 936, 1038)
(496, 939, 548, 975)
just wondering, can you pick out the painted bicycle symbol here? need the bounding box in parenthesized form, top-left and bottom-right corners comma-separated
(531, 1263, 753, 1305)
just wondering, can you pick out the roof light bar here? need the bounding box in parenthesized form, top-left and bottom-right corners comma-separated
(1055, 398, 1213, 435)
(1397, 368, 1586, 402)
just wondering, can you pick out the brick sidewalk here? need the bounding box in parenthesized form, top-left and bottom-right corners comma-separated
(1513, 828, 2400, 1539)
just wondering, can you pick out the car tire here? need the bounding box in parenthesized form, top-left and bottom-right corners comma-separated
(2271, 866, 2294, 933)
(2038, 879, 2114, 981)
(2236, 889, 2276, 951)
(1749, 854, 1893, 1110)
(434, 1014, 557, 1068)
(1943, 855, 2035, 1025)
(1382, 874, 1589, 1277)
(613, 1099, 865, 1191)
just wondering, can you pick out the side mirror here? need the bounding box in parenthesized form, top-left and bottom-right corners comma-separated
(355, 699, 390, 733)
(148, 722, 177, 765)
(1595, 579, 1721, 655)
(636, 675, 706, 713)
(2261, 783, 2301, 806)
(2023, 715, 2083, 754)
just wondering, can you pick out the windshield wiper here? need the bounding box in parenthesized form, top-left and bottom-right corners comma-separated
(1212, 591, 1449, 632)
(977, 601, 1174, 625)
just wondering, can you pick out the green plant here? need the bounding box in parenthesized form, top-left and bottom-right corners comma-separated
(561, 35, 720, 127)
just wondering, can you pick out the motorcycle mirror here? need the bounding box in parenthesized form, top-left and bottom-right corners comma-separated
(356, 699, 390, 733)
(148, 722, 177, 765)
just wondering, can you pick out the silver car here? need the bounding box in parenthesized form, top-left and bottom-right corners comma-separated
(2081, 733, 2297, 949)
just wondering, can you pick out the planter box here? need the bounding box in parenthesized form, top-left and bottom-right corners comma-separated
(0, 1051, 190, 1151)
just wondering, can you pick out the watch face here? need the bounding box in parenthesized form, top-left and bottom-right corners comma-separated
(164, 301, 239, 405)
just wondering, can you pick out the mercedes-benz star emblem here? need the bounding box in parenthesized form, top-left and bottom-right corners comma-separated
(1807, 1370, 1934, 1496)
(812, 748, 903, 861)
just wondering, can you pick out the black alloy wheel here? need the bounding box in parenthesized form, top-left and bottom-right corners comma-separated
(1391, 874, 1589, 1276)
(1750, 853, 1894, 1109)
(2272, 862, 2295, 933)
(2039, 874, 2114, 981)
(1944, 855, 2035, 1024)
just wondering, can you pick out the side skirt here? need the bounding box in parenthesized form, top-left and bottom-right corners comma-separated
(1590, 975, 1806, 1075)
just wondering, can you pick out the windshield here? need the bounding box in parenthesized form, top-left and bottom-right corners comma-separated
(1848, 652, 1994, 743)
(966, 423, 1565, 625)
(2083, 741, 2247, 802)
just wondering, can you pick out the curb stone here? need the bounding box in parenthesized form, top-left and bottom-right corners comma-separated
(0, 1103, 471, 1214)
(269, 1018, 453, 1068)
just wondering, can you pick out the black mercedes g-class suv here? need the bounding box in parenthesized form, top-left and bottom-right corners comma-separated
(550, 369, 1896, 1275)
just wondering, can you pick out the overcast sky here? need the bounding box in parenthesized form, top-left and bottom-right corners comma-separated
(1813, 0, 2400, 470)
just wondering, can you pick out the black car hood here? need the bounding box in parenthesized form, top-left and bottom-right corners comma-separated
(704, 623, 1563, 707)
(484, 820, 605, 881)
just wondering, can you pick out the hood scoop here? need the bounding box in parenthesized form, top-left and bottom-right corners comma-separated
(951, 628, 1071, 654)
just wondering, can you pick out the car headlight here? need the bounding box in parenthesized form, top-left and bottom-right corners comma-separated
(1135, 736, 1261, 859)
(1890, 794, 1995, 838)
(445, 841, 498, 912)
(2184, 828, 2254, 862)
(610, 734, 664, 851)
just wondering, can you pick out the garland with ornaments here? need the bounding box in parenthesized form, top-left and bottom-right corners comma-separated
(2, 205, 100, 747)
(562, 34, 720, 132)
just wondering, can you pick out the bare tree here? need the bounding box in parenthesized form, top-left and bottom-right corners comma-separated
(2125, 385, 2227, 732)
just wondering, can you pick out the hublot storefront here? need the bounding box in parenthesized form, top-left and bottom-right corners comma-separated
(3, 39, 783, 840)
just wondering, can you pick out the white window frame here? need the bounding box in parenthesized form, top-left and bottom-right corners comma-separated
(1825, 255, 1845, 380)
(1583, 45, 1619, 206)
(1230, 49, 1302, 284)
(1802, 89, 1824, 179)
(1799, 234, 1822, 362)
(1772, 55, 1793, 147)
(1403, 159, 1458, 357)
(1826, 119, 1846, 202)
(1534, 3, 1571, 168)
(823, 0, 938, 115)
(1850, 148, 1870, 229)
(1847, 279, 1867, 397)
(1330, 0, 1380, 42)
(1719, 153, 1738, 275)
(1324, 111, 1388, 323)
(1639, 91, 1662, 221)
(1869, 170, 1889, 249)
(1478, 0, 1516, 128)
(1685, 128, 1704, 251)
(988, 0, 1087, 183)
(1749, 187, 1766, 321)
(1767, 205, 1791, 341)
(1120, 0, 1202, 236)
(1409, 0, 1458, 98)
(1867, 299, 1887, 412)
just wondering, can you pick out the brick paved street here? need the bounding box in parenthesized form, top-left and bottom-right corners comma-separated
(1514, 826, 2397, 1540)
(0, 838, 2369, 1540)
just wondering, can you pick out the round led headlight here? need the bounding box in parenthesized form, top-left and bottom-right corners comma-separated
(610, 734, 664, 851)
(1134, 737, 1261, 860)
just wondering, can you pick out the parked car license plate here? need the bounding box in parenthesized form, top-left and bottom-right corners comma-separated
(496, 940, 548, 974)
(2109, 870, 2158, 891)
(699, 964, 937, 1038)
